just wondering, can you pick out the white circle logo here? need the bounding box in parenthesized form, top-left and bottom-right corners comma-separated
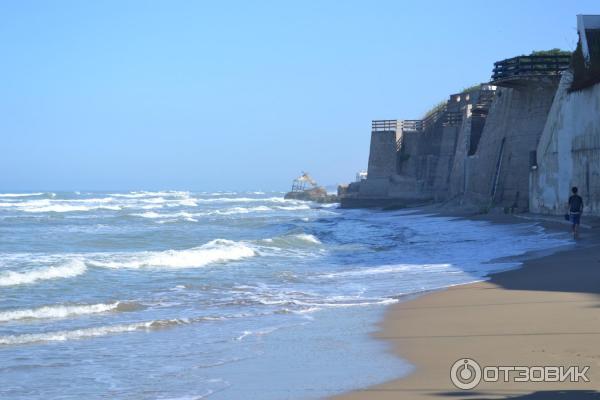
(450, 358, 482, 390)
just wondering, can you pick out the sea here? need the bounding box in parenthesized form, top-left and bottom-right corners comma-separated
(0, 191, 571, 399)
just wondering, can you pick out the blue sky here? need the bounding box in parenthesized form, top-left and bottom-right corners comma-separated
(1, 1, 596, 191)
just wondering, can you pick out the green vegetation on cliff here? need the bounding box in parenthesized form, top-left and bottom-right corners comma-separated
(422, 101, 446, 120)
(570, 32, 600, 92)
(530, 48, 572, 56)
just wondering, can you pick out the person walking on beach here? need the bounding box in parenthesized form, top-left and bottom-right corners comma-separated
(568, 186, 584, 238)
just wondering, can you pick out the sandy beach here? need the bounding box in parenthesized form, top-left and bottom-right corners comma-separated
(333, 213, 600, 399)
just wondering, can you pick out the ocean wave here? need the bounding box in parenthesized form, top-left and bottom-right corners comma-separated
(293, 233, 321, 244)
(0, 194, 199, 214)
(318, 263, 452, 278)
(0, 318, 191, 346)
(0, 260, 87, 286)
(109, 191, 190, 198)
(132, 204, 310, 221)
(0, 301, 141, 322)
(258, 233, 322, 249)
(291, 297, 398, 309)
(0, 315, 226, 346)
(133, 211, 198, 222)
(214, 206, 272, 215)
(274, 205, 311, 211)
(26, 204, 122, 213)
(195, 197, 293, 204)
(0, 199, 122, 213)
(0, 192, 46, 197)
(89, 239, 256, 269)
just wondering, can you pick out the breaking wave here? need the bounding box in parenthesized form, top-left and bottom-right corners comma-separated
(132, 211, 198, 222)
(0, 192, 46, 197)
(293, 233, 321, 244)
(0, 315, 227, 346)
(131, 204, 312, 220)
(0, 260, 87, 286)
(0, 199, 122, 213)
(89, 239, 256, 269)
(0, 301, 141, 322)
(196, 197, 293, 204)
(0, 319, 190, 346)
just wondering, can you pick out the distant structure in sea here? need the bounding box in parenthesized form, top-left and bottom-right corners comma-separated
(285, 172, 338, 203)
(339, 14, 600, 216)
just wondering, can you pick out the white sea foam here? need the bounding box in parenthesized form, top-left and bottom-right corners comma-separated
(89, 239, 256, 269)
(0, 193, 199, 213)
(275, 205, 311, 211)
(110, 191, 190, 198)
(0, 198, 122, 213)
(0, 316, 215, 345)
(196, 197, 292, 204)
(293, 298, 399, 309)
(0, 302, 131, 322)
(0, 319, 190, 346)
(319, 263, 452, 278)
(215, 206, 272, 215)
(0, 192, 45, 197)
(133, 211, 198, 222)
(28, 204, 122, 213)
(293, 234, 321, 244)
(132, 204, 309, 221)
(0, 260, 87, 286)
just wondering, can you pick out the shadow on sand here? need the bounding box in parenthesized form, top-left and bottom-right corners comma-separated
(444, 390, 600, 399)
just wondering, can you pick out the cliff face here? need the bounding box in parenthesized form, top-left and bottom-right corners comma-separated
(530, 71, 600, 215)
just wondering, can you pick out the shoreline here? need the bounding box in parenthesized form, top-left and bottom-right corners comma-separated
(330, 210, 600, 399)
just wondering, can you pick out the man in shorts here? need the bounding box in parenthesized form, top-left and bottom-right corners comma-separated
(568, 186, 584, 238)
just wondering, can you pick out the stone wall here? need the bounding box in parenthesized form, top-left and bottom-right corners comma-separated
(530, 71, 600, 215)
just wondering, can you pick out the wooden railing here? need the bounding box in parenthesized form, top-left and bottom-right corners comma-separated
(491, 55, 571, 82)
(401, 120, 423, 132)
(371, 120, 401, 132)
(371, 120, 424, 132)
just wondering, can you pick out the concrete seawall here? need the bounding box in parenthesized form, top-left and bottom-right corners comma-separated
(341, 16, 600, 217)
(464, 81, 559, 210)
(530, 71, 600, 215)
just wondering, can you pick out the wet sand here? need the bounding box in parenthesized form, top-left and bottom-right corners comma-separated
(331, 213, 600, 399)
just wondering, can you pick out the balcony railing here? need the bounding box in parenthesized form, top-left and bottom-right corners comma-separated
(371, 120, 401, 132)
(401, 120, 423, 132)
(491, 55, 571, 83)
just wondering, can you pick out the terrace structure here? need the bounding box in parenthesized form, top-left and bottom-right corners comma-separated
(490, 54, 570, 88)
(462, 52, 570, 210)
